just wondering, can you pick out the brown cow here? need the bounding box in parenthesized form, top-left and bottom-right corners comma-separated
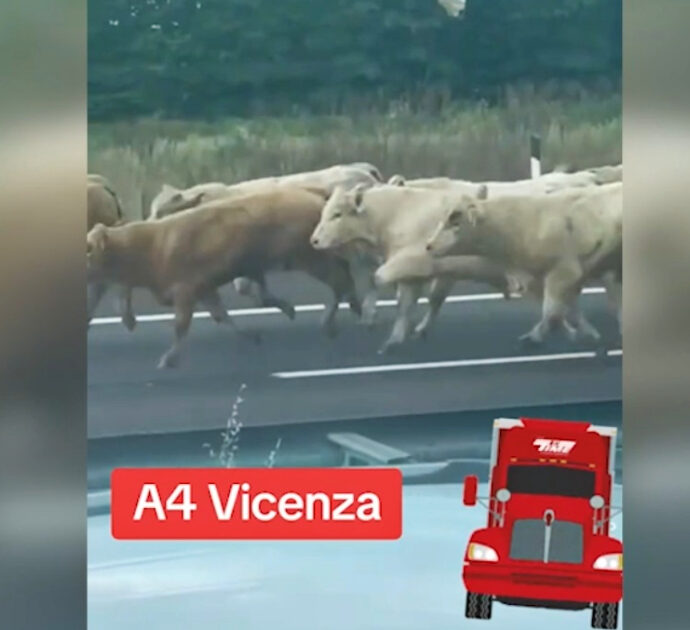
(87, 177, 123, 231)
(87, 176, 129, 326)
(87, 186, 361, 368)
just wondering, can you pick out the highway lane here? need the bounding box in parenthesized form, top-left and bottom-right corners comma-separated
(88, 273, 621, 439)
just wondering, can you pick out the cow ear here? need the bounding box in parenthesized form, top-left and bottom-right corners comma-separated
(352, 183, 367, 210)
(388, 174, 406, 186)
(476, 184, 488, 200)
(161, 183, 178, 194)
(190, 192, 205, 206)
(90, 224, 109, 251)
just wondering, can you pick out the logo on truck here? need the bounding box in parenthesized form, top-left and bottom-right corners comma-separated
(533, 438, 576, 454)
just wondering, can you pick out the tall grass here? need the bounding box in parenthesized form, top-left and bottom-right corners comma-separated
(89, 88, 621, 220)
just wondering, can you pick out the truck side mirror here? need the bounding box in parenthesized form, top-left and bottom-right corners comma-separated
(463, 475, 478, 506)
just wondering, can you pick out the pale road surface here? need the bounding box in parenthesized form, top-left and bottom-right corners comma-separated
(88, 482, 623, 630)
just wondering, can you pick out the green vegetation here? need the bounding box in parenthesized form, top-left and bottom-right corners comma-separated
(89, 88, 621, 220)
(88, 0, 621, 122)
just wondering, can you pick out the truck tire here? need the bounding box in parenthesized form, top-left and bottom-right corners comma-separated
(591, 602, 618, 629)
(465, 591, 492, 619)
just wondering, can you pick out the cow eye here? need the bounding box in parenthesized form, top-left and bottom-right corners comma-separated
(332, 211, 342, 219)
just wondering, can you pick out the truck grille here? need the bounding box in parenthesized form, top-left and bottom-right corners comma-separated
(509, 518, 583, 564)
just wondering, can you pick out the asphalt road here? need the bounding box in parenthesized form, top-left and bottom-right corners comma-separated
(88, 273, 621, 439)
(88, 481, 623, 630)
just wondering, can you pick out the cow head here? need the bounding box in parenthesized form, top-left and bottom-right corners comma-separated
(310, 183, 371, 250)
(86, 223, 111, 280)
(426, 185, 487, 256)
(149, 184, 205, 220)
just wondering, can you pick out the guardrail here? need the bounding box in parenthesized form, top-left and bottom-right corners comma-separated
(327, 432, 414, 466)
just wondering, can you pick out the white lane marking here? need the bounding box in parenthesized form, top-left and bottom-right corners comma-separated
(272, 349, 622, 379)
(89, 286, 606, 326)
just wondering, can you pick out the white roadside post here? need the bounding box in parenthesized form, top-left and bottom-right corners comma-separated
(530, 133, 541, 179)
(437, 0, 466, 18)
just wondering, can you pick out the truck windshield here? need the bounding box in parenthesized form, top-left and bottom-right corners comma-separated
(506, 465, 595, 498)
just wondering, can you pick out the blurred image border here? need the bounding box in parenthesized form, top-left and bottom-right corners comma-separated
(0, 1, 87, 629)
(2, 1, 690, 629)
(623, 2, 690, 630)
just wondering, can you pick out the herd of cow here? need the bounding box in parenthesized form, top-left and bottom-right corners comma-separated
(86, 161, 622, 369)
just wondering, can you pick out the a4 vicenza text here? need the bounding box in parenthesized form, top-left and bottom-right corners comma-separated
(110, 468, 403, 540)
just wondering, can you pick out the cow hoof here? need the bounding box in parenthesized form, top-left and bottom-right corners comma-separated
(378, 341, 400, 355)
(564, 327, 579, 343)
(518, 332, 543, 346)
(349, 301, 363, 318)
(362, 318, 377, 330)
(157, 354, 179, 369)
(416, 329, 429, 341)
(284, 306, 296, 320)
(123, 315, 137, 332)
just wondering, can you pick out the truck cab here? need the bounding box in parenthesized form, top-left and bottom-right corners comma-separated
(461, 417, 622, 629)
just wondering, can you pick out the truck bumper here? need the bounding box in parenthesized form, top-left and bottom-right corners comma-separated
(463, 562, 622, 605)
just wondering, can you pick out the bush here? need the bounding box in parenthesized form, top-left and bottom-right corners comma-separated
(88, 89, 621, 220)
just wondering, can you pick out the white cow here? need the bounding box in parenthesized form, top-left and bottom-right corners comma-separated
(387, 168, 602, 194)
(311, 168, 609, 350)
(149, 163, 383, 220)
(310, 183, 515, 352)
(426, 182, 622, 344)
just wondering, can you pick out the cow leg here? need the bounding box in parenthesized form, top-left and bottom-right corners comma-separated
(563, 300, 602, 343)
(117, 286, 137, 332)
(348, 254, 377, 325)
(309, 258, 361, 337)
(158, 287, 195, 369)
(379, 281, 423, 354)
(361, 283, 379, 327)
(519, 266, 582, 345)
(87, 281, 108, 324)
(414, 276, 455, 338)
(234, 276, 296, 320)
(601, 270, 622, 334)
(201, 289, 262, 344)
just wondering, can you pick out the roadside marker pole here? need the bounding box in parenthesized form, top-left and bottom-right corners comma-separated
(530, 133, 541, 179)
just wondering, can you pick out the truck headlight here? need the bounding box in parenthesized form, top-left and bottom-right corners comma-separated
(468, 543, 498, 562)
(593, 553, 623, 570)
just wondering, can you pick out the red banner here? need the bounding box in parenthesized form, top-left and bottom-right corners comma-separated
(111, 467, 403, 540)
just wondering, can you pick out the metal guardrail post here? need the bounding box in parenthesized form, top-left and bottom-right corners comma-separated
(530, 133, 541, 179)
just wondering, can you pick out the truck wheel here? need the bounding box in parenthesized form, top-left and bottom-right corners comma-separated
(465, 591, 492, 619)
(591, 602, 618, 629)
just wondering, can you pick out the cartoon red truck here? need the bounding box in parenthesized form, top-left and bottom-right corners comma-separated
(461, 417, 622, 629)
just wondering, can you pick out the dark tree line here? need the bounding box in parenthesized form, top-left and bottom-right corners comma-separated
(88, 0, 621, 121)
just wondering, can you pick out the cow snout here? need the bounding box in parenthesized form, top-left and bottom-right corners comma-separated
(425, 241, 433, 252)
(311, 236, 319, 247)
